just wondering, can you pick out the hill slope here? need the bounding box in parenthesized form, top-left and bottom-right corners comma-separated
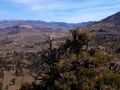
(82, 11, 120, 35)
(0, 27, 68, 53)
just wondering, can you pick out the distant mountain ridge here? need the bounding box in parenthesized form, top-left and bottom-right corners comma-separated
(0, 20, 93, 30)
(82, 11, 120, 35)
(0, 11, 120, 53)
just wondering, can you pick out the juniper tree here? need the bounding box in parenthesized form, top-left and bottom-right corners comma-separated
(30, 28, 119, 90)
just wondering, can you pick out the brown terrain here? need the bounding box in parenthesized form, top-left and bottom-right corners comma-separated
(0, 25, 69, 54)
(0, 26, 69, 90)
(0, 12, 120, 90)
(0, 69, 34, 90)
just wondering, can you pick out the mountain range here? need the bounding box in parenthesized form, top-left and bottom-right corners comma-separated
(0, 11, 120, 53)
(0, 20, 93, 30)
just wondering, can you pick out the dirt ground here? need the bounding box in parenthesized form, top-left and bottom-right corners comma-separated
(0, 69, 35, 90)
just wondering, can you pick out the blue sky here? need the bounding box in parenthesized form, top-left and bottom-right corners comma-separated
(0, 0, 120, 23)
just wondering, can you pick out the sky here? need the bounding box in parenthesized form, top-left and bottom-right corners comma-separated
(0, 0, 120, 23)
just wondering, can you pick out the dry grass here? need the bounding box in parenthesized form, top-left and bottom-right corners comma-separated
(0, 69, 34, 90)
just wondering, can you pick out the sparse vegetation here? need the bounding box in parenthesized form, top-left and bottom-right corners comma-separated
(0, 27, 119, 90)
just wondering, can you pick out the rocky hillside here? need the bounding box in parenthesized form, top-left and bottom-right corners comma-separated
(81, 11, 120, 35)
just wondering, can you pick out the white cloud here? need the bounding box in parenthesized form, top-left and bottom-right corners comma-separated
(11, 0, 36, 4)
(6, 0, 120, 22)
(10, 0, 103, 11)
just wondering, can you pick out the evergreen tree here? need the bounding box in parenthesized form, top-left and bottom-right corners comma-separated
(30, 29, 120, 90)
